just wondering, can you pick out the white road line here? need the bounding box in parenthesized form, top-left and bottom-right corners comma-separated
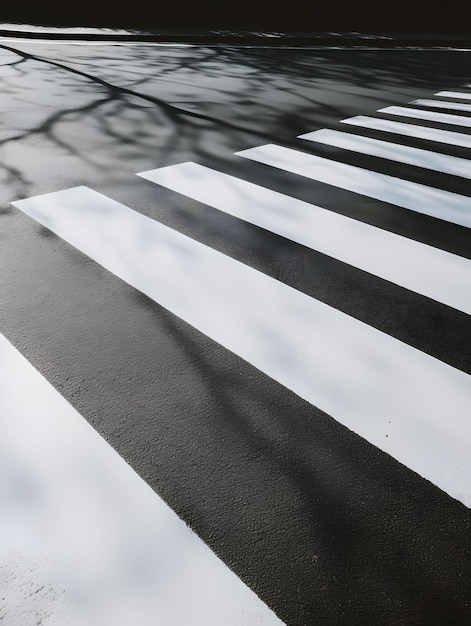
(139, 162, 471, 315)
(12, 187, 471, 508)
(298, 128, 471, 179)
(236, 144, 471, 229)
(379, 106, 471, 127)
(435, 91, 471, 100)
(341, 116, 471, 149)
(0, 332, 285, 626)
(412, 99, 471, 113)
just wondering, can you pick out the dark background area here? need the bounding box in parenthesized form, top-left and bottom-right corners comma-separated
(1, 1, 470, 34)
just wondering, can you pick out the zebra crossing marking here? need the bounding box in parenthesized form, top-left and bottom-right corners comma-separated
(298, 128, 471, 179)
(378, 105, 471, 127)
(138, 161, 471, 315)
(435, 91, 471, 100)
(0, 332, 285, 626)
(236, 143, 471, 229)
(411, 99, 471, 113)
(11, 186, 471, 508)
(341, 115, 471, 148)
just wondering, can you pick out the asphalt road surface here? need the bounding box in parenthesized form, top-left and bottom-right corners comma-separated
(0, 34, 470, 625)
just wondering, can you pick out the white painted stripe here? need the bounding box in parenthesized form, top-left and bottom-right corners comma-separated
(412, 99, 471, 113)
(12, 187, 471, 507)
(436, 91, 471, 101)
(139, 162, 471, 315)
(342, 115, 471, 149)
(0, 332, 285, 626)
(236, 144, 471, 229)
(298, 128, 471, 179)
(379, 106, 471, 127)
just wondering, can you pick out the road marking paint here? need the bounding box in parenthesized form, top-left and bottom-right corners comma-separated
(379, 106, 471, 127)
(139, 162, 471, 315)
(412, 99, 471, 113)
(12, 186, 471, 507)
(435, 91, 471, 100)
(298, 128, 471, 179)
(341, 115, 471, 149)
(236, 144, 471, 229)
(0, 332, 285, 626)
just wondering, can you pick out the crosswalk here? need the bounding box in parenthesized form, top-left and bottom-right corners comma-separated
(342, 114, 471, 148)
(236, 143, 471, 227)
(298, 128, 471, 178)
(411, 99, 471, 113)
(4, 84, 471, 624)
(137, 162, 471, 314)
(376, 105, 471, 127)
